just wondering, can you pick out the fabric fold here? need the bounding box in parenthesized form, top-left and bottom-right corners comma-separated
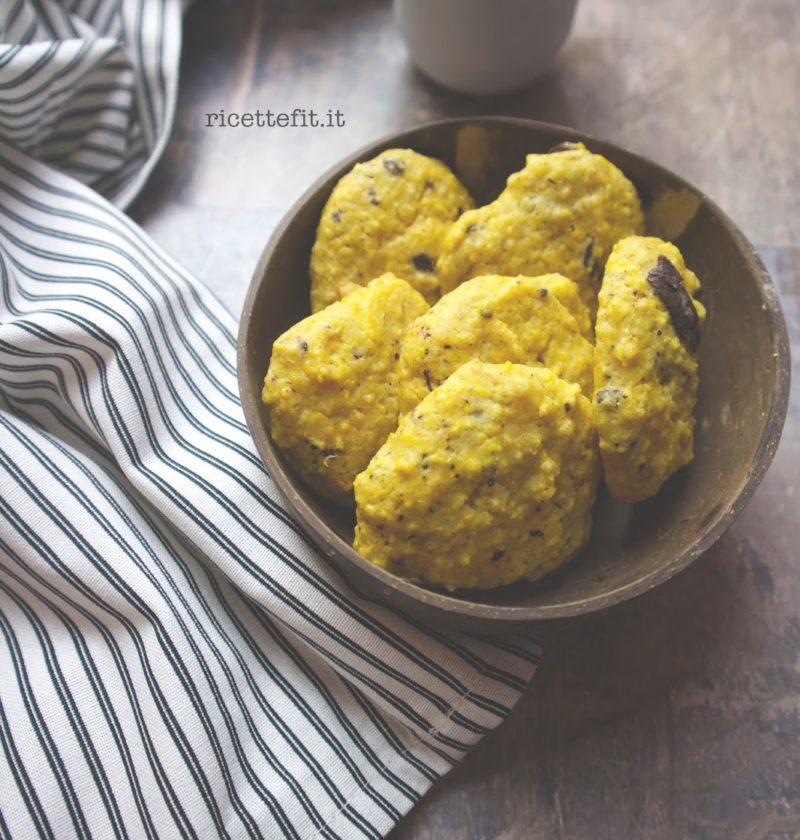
(1, 0, 181, 207)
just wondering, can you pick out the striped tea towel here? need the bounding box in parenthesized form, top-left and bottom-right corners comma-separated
(0, 2, 541, 838)
(0, 0, 180, 208)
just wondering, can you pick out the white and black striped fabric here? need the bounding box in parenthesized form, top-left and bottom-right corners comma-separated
(0, 2, 541, 837)
(0, 0, 181, 207)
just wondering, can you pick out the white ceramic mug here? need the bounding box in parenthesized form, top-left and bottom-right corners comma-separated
(394, 0, 579, 96)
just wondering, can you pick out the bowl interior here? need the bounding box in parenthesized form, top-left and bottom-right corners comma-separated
(238, 118, 789, 623)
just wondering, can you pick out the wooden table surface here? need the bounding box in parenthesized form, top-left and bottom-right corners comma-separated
(131, 1, 800, 837)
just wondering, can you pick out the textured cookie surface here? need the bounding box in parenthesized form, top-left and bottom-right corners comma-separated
(437, 143, 644, 315)
(594, 236, 706, 502)
(263, 273, 428, 503)
(398, 274, 594, 414)
(310, 148, 473, 312)
(354, 360, 599, 591)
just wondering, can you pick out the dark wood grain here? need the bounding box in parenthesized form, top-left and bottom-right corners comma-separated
(130, 1, 800, 837)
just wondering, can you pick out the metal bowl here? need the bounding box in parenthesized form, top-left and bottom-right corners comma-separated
(238, 117, 790, 629)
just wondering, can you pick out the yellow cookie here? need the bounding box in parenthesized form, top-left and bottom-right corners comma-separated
(354, 359, 599, 591)
(398, 274, 594, 414)
(437, 142, 644, 316)
(310, 148, 474, 312)
(263, 273, 429, 503)
(594, 236, 706, 502)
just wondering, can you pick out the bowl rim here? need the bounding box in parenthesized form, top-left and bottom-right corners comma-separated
(237, 115, 792, 621)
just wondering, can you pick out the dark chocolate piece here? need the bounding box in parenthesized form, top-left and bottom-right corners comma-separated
(412, 253, 435, 273)
(647, 256, 701, 353)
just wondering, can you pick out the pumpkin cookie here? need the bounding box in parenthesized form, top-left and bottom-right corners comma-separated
(437, 142, 644, 316)
(263, 273, 428, 503)
(594, 236, 705, 502)
(354, 359, 599, 590)
(398, 274, 594, 414)
(310, 148, 473, 311)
